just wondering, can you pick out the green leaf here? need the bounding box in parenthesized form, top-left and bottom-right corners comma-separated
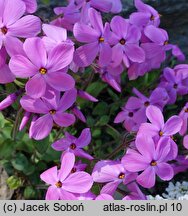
(5, 83, 17, 94)
(41, 0, 50, 4)
(106, 126, 120, 141)
(14, 79, 26, 88)
(0, 122, 12, 139)
(92, 129, 101, 138)
(91, 183, 100, 195)
(110, 103, 122, 115)
(16, 140, 34, 154)
(0, 113, 5, 128)
(6, 176, 22, 190)
(2, 161, 14, 176)
(86, 116, 95, 127)
(28, 171, 41, 185)
(93, 102, 109, 116)
(36, 161, 47, 172)
(0, 113, 8, 128)
(23, 164, 35, 176)
(11, 153, 29, 171)
(96, 115, 110, 126)
(24, 186, 37, 199)
(107, 89, 119, 101)
(0, 139, 15, 159)
(86, 81, 107, 97)
(40, 147, 61, 162)
(33, 137, 50, 154)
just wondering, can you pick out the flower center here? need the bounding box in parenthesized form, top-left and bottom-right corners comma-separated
(150, 160, 157, 166)
(118, 172, 125, 179)
(49, 110, 56, 115)
(150, 15, 155, 21)
(144, 101, 150, 107)
(1, 26, 8, 35)
(164, 40, 169, 46)
(159, 131, 164, 136)
(70, 143, 76, 150)
(99, 37, 105, 43)
(71, 167, 77, 173)
(55, 181, 62, 188)
(184, 108, 188, 113)
(39, 68, 47, 75)
(119, 38, 126, 45)
(128, 112, 134, 117)
(173, 83, 178, 89)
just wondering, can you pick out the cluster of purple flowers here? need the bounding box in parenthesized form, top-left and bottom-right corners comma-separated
(0, 0, 188, 200)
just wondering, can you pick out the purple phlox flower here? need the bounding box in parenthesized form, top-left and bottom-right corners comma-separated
(29, 115, 38, 139)
(73, 8, 112, 67)
(42, 24, 73, 52)
(144, 104, 182, 139)
(21, 0, 37, 13)
(40, 152, 93, 200)
(0, 46, 6, 68)
(92, 160, 137, 196)
(21, 88, 77, 140)
(9, 37, 75, 98)
(127, 27, 171, 80)
(114, 106, 143, 132)
(0, 47, 15, 83)
(130, 87, 168, 115)
(95, 194, 114, 200)
(101, 72, 121, 92)
(52, 128, 93, 160)
(0, 39, 27, 84)
(0, 90, 22, 110)
(74, 191, 96, 200)
(122, 182, 146, 200)
(143, 25, 170, 49)
(19, 111, 31, 131)
(130, 0, 160, 28)
(71, 160, 87, 173)
(127, 60, 151, 80)
(107, 0, 122, 13)
(172, 155, 188, 175)
(122, 135, 174, 188)
(97, 63, 123, 92)
(73, 0, 122, 13)
(179, 103, 188, 135)
(0, 32, 25, 57)
(174, 64, 188, 80)
(115, 87, 169, 131)
(171, 45, 185, 61)
(69, 60, 81, 73)
(0, 0, 41, 55)
(71, 104, 86, 123)
(109, 16, 145, 68)
(52, 2, 81, 31)
(141, 25, 171, 69)
(79, 3, 91, 25)
(159, 67, 188, 104)
(183, 135, 188, 150)
(138, 105, 182, 160)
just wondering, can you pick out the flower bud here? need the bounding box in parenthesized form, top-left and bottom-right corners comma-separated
(0, 91, 21, 110)
(77, 90, 98, 102)
(19, 112, 31, 131)
(71, 105, 86, 123)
